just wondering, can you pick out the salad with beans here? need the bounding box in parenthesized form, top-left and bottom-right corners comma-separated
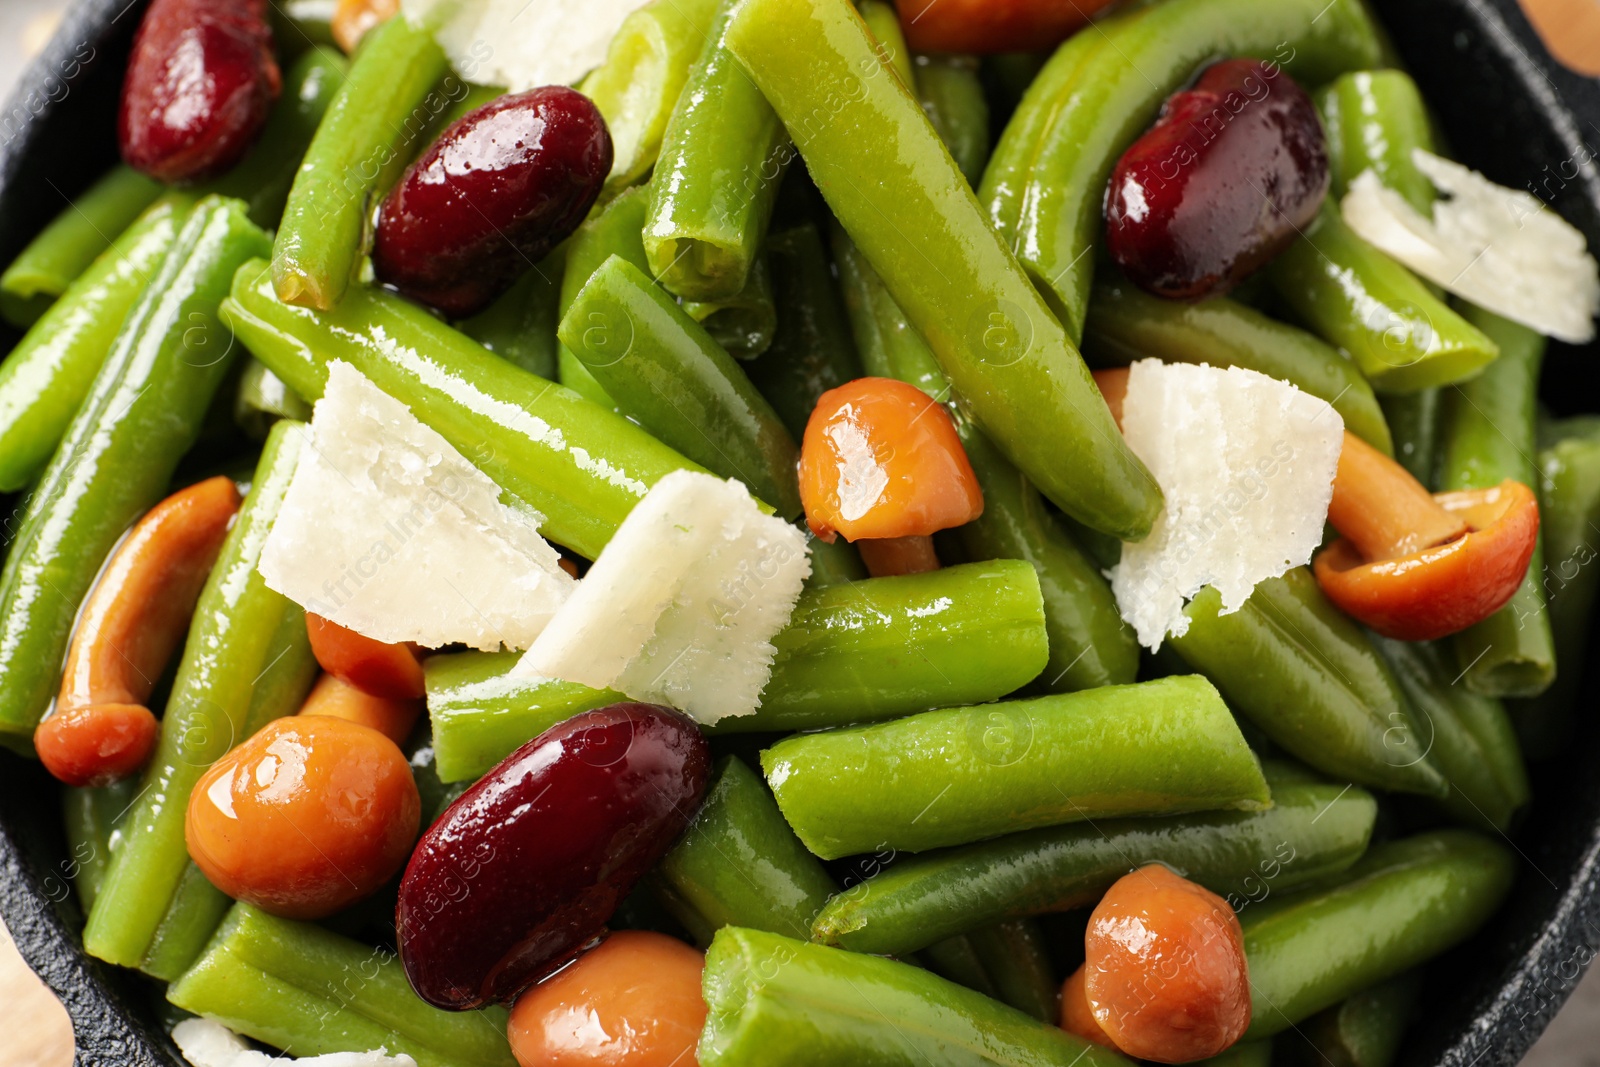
(3, 0, 1596, 1064)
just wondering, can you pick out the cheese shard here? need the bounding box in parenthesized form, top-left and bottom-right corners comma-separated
(258, 361, 574, 652)
(401, 0, 650, 92)
(515, 470, 811, 724)
(173, 1017, 419, 1067)
(1341, 150, 1600, 343)
(1110, 361, 1344, 650)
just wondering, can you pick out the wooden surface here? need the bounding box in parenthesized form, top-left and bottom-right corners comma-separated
(0, 917, 75, 1067)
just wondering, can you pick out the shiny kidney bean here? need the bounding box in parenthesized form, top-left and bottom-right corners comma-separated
(397, 702, 710, 1010)
(1104, 58, 1328, 301)
(119, 0, 281, 184)
(373, 87, 613, 319)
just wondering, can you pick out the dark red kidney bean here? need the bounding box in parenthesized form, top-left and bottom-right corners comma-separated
(373, 86, 613, 319)
(396, 702, 709, 1010)
(119, 0, 280, 184)
(1104, 58, 1329, 301)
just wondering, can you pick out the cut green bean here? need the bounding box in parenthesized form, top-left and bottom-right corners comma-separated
(562, 255, 801, 517)
(764, 675, 1270, 859)
(235, 359, 313, 441)
(1082, 279, 1393, 454)
(1288, 972, 1422, 1067)
(966, 920, 1057, 1023)
(1317, 70, 1437, 212)
(224, 258, 705, 561)
(141, 863, 234, 982)
(813, 780, 1375, 956)
(921, 934, 997, 997)
(458, 246, 565, 380)
(858, 0, 916, 88)
(683, 253, 778, 359)
(1381, 390, 1440, 485)
(62, 780, 138, 913)
(915, 56, 990, 188)
(699, 927, 1131, 1067)
(1169, 568, 1449, 798)
(559, 187, 653, 411)
(84, 421, 317, 968)
(831, 224, 947, 397)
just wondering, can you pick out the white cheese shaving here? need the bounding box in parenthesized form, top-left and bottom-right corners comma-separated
(401, 0, 651, 92)
(258, 361, 574, 652)
(515, 470, 811, 724)
(1110, 361, 1344, 650)
(1341, 150, 1600, 343)
(173, 1017, 418, 1067)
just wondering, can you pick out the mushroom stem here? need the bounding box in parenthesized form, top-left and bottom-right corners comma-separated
(857, 535, 942, 578)
(1329, 431, 1467, 562)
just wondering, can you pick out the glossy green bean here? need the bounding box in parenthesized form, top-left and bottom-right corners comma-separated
(764, 675, 1270, 859)
(142, 862, 234, 982)
(832, 224, 947, 397)
(458, 247, 564, 380)
(682, 253, 777, 359)
(234, 359, 313, 441)
(656, 756, 837, 942)
(224, 258, 705, 561)
(1243, 831, 1513, 1038)
(1169, 568, 1448, 797)
(272, 15, 448, 308)
(966, 920, 1057, 1022)
(559, 187, 652, 410)
(83, 422, 317, 968)
(1317, 70, 1436, 212)
(724, 0, 1162, 542)
(0, 165, 162, 326)
(0, 198, 269, 747)
(813, 780, 1375, 956)
(805, 534, 867, 587)
(921, 933, 997, 996)
(699, 927, 1131, 1067)
(1082, 279, 1392, 454)
(562, 255, 801, 517)
(858, 0, 916, 88)
(643, 0, 791, 302)
(1381, 390, 1441, 485)
(62, 780, 138, 913)
(1439, 306, 1554, 697)
(915, 56, 990, 188)
(1288, 972, 1422, 1067)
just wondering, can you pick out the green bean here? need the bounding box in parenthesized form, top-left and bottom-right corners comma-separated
(272, 15, 448, 309)
(805, 534, 867, 587)
(580, 0, 722, 197)
(1316, 70, 1436, 212)
(643, 0, 792, 302)
(224, 258, 705, 560)
(141, 863, 234, 982)
(235, 359, 313, 441)
(1243, 831, 1513, 1037)
(701, 927, 1130, 1067)
(1287, 972, 1422, 1067)
(1373, 637, 1528, 833)
(724, 0, 1162, 542)
(168, 904, 515, 1066)
(83, 421, 317, 968)
(813, 780, 1374, 957)
(62, 780, 138, 913)
(921, 934, 997, 996)
(0, 166, 162, 326)
(858, 0, 916, 88)
(682, 253, 777, 359)
(764, 675, 1270, 859)
(1196, 1042, 1273, 1067)
(559, 187, 653, 411)
(458, 247, 564, 379)
(562, 255, 801, 517)
(0, 198, 270, 748)
(915, 56, 990, 188)
(1381, 390, 1440, 485)
(743, 223, 862, 439)
(656, 756, 837, 942)
(1437, 306, 1554, 696)
(966, 920, 1057, 1022)
(1169, 568, 1449, 798)
(831, 224, 947, 397)
(1082, 279, 1392, 454)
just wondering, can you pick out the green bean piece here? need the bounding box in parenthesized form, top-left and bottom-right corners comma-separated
(1381, 390, 1440, 485)
(0, 198, 269, 747)
(1243, 831, 1513, 1038)
(272, 15, 448, 309)
(765, 675, 1269, 859)
(981, 52, 1048, 125)
(858, 1, 916, 88)
(427, 560, 1050, 779)
(700, 927, 1132, 1067)
(1438, 306, 1554, 697)
(724, 0, 1163, 542)
(581, 0, 722, 198)
(169, 905, 515, 1066)
(562, 255, 802, 517)
(966, 920, 1057, 1022)
(643, 0, 792, 302)
(457, 247, 564, 379)
(1169, 568, 1449, 798)
(62, 780, 138, 913)
(0, 166, 163, 326)
(235, 358, 313, 441)
(224, 258, 705, 560)
(682, 254, 777, 359)
(1373, 637, 1528, 833)
(1316, 70, 1436, 211)
(743, 223, 863, 439)
(921, 934, 998, 997)
(832, 224, 947, 396)
(656, 756, 837, 942)
(805, 534, 867, 587)
(1009, 0, 1384, 342)
(559, 187, 653, 411)
(915, 56, 990, 188)
(1267, 204, 1498, 393)
(1082, 279, 1392, 455)
(141, 863, 234, 982)
(1287, 972, 1422, 1067)
(814, 780, 1374, 956)
(83, 421, 317, 968)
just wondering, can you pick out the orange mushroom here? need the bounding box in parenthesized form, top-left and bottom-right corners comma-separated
(305, 612, 427, 700)
(331, 0, 398, 53)
(297, 672, 423, 746)
(1059, 965, 1118, 1049)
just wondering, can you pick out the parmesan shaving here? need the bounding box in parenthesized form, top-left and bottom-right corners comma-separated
(401, 0, 651, 92)
(1110, 361, 1344, 649)
(258, 362, 574, 652)
(515, 470, 811, 724)
(1341, 150, 1600, 343)
(173, 1018, 418, 1067)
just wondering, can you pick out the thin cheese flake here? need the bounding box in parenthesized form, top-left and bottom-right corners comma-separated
(258, 362, 574, 651)
(401, 0, 650, 91)
(1110, 361, 1344, 650)
(1341, 150, 1600, 343)
(515, 470, 811, 724)
(173, 1018, 418, 1067)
